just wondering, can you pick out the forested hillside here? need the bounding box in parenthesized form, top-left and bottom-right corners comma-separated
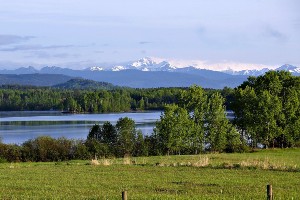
(52, 78, 118, 90)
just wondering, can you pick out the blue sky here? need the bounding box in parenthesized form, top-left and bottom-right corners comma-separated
(0, 0, 299, 70)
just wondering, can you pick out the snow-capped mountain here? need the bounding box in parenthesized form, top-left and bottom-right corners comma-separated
(111, 66, 126, 71)
(223, 64, 300, 76)
(276, 64, 300, 74)
(1, 58, 299, 78)
(90, 66, 104, 71)
(223, 68, 270, 76)
(85, 57, 300, 76)
(1, 58, 298, 89)
(130, 57, 156, 70)
(86, 57, 179, 72)
(155, 61, 178, 72)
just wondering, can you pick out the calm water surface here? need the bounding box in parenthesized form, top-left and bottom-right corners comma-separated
(0, 111, 161, 144)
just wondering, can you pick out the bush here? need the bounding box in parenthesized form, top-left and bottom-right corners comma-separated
(21, 136, 77, 162)
(0, 157, 7, 163)
(5, 144, 22, 162)
(73, 140, 90, 160)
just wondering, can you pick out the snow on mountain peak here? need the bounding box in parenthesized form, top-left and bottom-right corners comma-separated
(223, 64, 300, 76)
(131, 57, 156, 68)
(112, 65, 126, 71)
(90, 66, 104, 71)
(276, 64, 300, 73)
(124, 57, 178, 72)
(83, 58, 299, 76)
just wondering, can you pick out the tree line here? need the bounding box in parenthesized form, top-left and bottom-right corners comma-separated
(0, 85, 221, 113)
(0, 87, 185, 112)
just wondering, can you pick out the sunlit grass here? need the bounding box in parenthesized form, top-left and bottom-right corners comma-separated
(0, 148, 299, 199)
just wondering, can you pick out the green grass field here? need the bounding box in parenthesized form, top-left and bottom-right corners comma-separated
(0, 148, 299, 199)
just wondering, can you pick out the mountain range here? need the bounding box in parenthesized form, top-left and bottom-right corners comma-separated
(223, 64, 300, 76)
(0, 58, 299, 88)
(88, 58, 300, 76)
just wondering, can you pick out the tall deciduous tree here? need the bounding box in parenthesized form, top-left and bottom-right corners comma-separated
(232, 86, 258, 147)
(116, 117, 137, 157)
(205, 92, 230, 152)
(155, 104, 195, 155)
(179, 85, 207, 153)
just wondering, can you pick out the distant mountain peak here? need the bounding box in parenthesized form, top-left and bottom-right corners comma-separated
(84, 57, 179, 72)
(111, 65, 126, 71)
(222, 64, 299, 76)
(12, 66, 38, 74)
(126, 57, 180, 72)
(131, 57, 156, 68)
(90, 66, 104, 71)
(276, 64, 299, 72)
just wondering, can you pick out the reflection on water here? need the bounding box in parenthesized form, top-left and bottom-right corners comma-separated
(0, 111, 234, 144)
(0, 111, 161, 144)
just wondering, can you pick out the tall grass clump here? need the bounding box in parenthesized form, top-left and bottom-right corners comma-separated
(123, 156, 132, 165)
(101, 158, 112, 166)
(90, 159, 100, 166)
(192, 156, 210, 167)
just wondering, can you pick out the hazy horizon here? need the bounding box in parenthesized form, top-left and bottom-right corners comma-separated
(0, 56, 286, 72)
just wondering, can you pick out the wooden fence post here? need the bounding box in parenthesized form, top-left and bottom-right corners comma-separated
(267, 184, 272, 200)
(122, 191, 127, 200)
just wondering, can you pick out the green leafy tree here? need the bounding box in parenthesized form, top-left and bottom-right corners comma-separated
(116, 117, 137, 157)
(179, 85, 207, 153)
(232, 86, 258, 147)
(225, 125, 244, 153)
(205, 93, 229, 152)
(233, 71, 300, 148)
(155, 104, 194, 155)
(134, 130, 148, 156)
(85, 138, 107, 159)
(256, 90, 283, 148)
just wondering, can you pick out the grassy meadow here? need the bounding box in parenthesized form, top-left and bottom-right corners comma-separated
(0, 148, 299, 199)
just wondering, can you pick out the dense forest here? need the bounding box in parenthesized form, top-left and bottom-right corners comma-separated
(0, 71, 299, 162)
(0, 85, 219, 112)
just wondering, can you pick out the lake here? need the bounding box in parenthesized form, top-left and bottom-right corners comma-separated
(0, 111, 162, 144)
